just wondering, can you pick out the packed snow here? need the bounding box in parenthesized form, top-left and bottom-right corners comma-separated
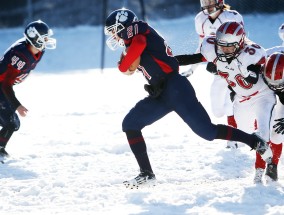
(0, 13, 284, 215)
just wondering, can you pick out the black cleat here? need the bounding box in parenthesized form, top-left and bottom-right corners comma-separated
(251, 133, 272, 162)
(265, 163, 278, 182)
(0, 147, 9, 158)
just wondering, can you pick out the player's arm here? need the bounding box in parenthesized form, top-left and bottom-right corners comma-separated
(243, 64, 262, 84)
(118, 34, 146, 73)
(1, 65, 21, 108)
(174, 53, 205, 66)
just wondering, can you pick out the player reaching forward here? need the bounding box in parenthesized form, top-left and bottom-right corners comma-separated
(105, 9, 272, 189)
(175, 21, 276, 183)
(184, 0, 244, 148)
(0, 20, 56, 159)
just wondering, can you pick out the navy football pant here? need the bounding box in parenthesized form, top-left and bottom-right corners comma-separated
(122, 72, 218, 140)
(0, 90, 20, 148)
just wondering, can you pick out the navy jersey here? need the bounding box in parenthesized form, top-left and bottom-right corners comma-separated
(119, 21, 179, 85)
(0, 38, 44, 108)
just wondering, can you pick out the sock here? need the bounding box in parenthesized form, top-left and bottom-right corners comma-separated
(0, 128, 14, 148)
(125, 130, 153, 173)
(255, 151, 266, 169)
(270, 142, 283, 165)
(227, 115, 237, 128)
(215, 124, 256, 148)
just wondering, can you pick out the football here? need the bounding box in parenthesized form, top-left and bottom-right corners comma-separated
(121, 47, 141, 71)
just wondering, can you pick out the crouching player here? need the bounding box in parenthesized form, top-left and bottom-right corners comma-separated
(262, 52, 284, 183)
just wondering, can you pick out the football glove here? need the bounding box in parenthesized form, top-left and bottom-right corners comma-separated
(273, 118, 284, 134)
(206, 62, 217, 74)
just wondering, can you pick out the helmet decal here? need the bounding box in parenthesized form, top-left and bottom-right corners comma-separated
(116, 11, 128, 23)
(26, 27, 37, 38)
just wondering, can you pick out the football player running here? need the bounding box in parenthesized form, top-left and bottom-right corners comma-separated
(105, 9, 272, 189)
(175, 21, 276, 184)
(261, 53, 284, 183)
(0, 20, 56, 159)
(184, 0, 244, 149)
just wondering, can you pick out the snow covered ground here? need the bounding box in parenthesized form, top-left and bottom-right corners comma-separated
(0, 13, 284, 215)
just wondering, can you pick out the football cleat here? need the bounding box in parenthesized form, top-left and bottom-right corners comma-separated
(253, 168, 264, 184)
(123, 170, 157, 189)
(265, 163, 278, 182)
(252, 133, 272, 163)
(0, 147, 9, 158)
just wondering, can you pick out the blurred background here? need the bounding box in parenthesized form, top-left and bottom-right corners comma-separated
(0, 0, 284, 28)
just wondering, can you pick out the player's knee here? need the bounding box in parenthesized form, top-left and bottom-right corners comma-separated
(191, 123, 217, 141)
(4, 114, 20, 131)
(122, 116, 140, 132)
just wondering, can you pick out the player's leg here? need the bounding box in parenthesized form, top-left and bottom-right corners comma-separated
(122, 96, 172, 188)
(166, 73, 271, 160)
(0, 97, 20, 157)
(266, 101, 284, 182)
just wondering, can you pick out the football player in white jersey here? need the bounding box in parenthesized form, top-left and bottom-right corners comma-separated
(260, 53, 284, 183)
(183, 0, 244, 149)
(175, 21, 276, 183)
(266, 23, 284, 57)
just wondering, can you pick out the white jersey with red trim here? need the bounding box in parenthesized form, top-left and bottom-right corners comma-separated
(200, 36, 276, 141)
(195, 10, 243, 46)
(201, 36, 270, 98)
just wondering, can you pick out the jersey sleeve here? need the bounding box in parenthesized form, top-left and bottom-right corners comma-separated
(194, 12, 205, 37)
(200, 36, 217, 62)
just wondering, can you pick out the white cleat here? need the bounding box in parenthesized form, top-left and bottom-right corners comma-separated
(123, 171, 157, 189)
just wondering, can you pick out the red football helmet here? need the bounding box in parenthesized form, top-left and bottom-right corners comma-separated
(200, 0, 224, 15)
(263, 52, 284, 91)
(215, 21, 245, 62)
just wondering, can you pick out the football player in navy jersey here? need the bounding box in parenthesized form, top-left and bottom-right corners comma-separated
(104, 8, 272, 189)
(0, 20, 56, 159)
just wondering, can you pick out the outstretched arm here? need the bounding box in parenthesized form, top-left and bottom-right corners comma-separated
(174, 53, 204, 66)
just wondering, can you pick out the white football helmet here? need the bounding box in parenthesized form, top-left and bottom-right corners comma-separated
(278, 23, 284, 42)
(263, 52, 284, 91)
(215, 21, 245, 62)
(200, 0, 224, 16)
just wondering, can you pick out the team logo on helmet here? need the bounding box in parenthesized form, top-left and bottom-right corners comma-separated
(27, 27, 37, 38)
(116, 11, 128, 23)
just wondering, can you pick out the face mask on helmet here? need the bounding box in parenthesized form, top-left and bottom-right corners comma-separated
(24, 20, 56, 51)
(104, 8, 138, 50)
(278, 23, 284, 42)
(215, 21, 245, 62)
(200, 0, 224, 16)
(263, 52, 284, 91)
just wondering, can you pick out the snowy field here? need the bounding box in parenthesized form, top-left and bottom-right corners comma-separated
(0, 13, 284, 215)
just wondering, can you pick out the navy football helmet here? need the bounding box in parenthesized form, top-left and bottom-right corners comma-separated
(24, 20, 56, 51)
(104, 8, 138, 50)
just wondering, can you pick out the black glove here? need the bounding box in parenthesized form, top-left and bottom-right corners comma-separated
(273, 118, 284, 134)
(206, 62, 217, 74)
(144, 79, 166, 98)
